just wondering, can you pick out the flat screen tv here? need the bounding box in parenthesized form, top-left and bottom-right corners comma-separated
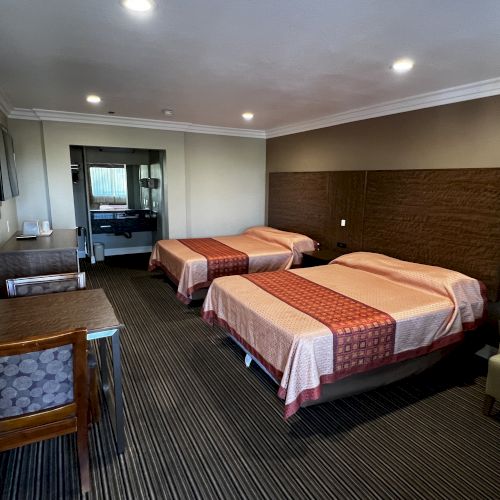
(0, 127, 19, 200)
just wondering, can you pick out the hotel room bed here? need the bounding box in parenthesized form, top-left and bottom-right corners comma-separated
(201, 252, 487, 418)
(149, 226, 316, 303)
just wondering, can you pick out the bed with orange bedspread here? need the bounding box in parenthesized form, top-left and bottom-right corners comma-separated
(202, 252, 487, 418)
(149, 226, 316, 303)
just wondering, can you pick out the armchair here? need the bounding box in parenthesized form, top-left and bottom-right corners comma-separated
(484, 353, 500, 416)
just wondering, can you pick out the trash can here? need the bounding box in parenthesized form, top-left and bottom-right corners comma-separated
(93, 242, 105, 262)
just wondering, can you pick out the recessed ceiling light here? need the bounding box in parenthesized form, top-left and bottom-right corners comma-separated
(121, 0, 155, 12)
(242, 112, 254, 121)
(162, 109, 174, 116)
(391, 58, 414, 73)
(86, 94, 101, 104)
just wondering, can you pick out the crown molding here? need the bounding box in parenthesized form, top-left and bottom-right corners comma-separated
(266, 76, 500, 138)
(0, 88, 13, 118)
(8, 108, 266, 139)
(8, 108, 38, 120)
(7, 76, 500, 139)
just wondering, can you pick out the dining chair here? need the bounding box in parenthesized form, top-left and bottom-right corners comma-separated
(6, 272, 86, 297)
(5, 271, 100, 423)
(0, 328, 91, 494)
(6, 272, 85, 297)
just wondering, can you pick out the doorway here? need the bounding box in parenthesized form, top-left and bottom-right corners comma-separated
(70, 145, 166, 262)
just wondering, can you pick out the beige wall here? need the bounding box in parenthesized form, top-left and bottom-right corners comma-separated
(0, 110, 18, 245)
(267, 95, 500, 172)
(9, 119, 266, 239)
(8, 119, 48, 225)
(185, 133, 266, 236)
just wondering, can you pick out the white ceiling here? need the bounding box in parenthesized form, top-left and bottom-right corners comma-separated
(1, 0, 500, 132)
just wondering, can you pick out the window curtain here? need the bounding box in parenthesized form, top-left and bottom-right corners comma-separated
(89, 165, 127, 207)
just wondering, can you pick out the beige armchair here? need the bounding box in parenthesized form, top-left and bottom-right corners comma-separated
(483, 353, 500, 416)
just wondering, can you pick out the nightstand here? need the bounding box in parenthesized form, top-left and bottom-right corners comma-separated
(301, 249, 352, 267)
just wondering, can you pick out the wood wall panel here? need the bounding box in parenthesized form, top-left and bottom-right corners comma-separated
(268, 171, 366, 251)
(327, 171, 366, 251)
(268, 172, 330, 247)
(363, 169, 500, 301)
(268, 168, 500, 301)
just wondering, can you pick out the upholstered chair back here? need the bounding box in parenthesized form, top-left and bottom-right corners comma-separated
(6, 272, 86, 297)
(0, 329, 91, 494)
(0, 345, 74, 419)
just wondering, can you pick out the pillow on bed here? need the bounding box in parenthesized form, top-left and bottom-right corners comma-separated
(243, 226, 316, 265)
(333, 252, 486, 325)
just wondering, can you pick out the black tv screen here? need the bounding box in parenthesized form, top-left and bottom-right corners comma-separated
(0, 128, 19, 200)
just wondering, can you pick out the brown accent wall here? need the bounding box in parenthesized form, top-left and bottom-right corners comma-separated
(267, 96, 500, 301)
(267, 95, 500, 172)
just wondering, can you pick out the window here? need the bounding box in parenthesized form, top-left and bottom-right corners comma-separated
(89, 164, 127, 207)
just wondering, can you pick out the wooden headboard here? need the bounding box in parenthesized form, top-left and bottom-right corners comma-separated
(268, 168, 500, 301)
(268, 171, 365, 251)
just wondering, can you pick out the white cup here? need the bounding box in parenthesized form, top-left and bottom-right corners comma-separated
(41, 220, 50, 233)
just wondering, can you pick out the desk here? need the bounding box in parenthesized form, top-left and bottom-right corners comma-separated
(0, 229, 79, 296)
(0, 289, 126, 453)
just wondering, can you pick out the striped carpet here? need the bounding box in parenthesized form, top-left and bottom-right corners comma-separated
(1, 255, 499, 500)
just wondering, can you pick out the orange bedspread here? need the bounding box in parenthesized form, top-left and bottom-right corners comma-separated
(244, 271, 396, 379)
(149, 226, 316, 303)
(202, 252, 486, 418)
(178, 238, 249, 281)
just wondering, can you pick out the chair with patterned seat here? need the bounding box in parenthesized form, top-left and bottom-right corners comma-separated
(6, 272, 86, 297)
(5, 271, 100, 423)
(0, 328, 91, 495)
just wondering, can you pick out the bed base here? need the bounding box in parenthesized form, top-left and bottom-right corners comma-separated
(230, 334, 453, 408)
(229, 336, 279, 384)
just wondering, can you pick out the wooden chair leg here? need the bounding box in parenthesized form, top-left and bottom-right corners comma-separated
(483, 394, 495, 416)
(77, 425, 91, 495)
(89, 366, 101, 424)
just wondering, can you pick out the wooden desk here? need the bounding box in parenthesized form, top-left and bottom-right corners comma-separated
(0, 229, 79, 296)
(0, 289, 126, 453)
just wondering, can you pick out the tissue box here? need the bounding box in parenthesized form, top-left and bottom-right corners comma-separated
(22, 220, 40, 236)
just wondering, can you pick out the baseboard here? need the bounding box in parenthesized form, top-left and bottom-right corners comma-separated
(104, 245, 152, 256)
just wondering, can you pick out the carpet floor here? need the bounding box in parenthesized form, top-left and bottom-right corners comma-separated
(1, 255, 499, 500)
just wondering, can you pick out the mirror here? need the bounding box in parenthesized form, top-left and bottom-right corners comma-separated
(87, 163, 160, 211)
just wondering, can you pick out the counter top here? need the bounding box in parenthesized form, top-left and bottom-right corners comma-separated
(0, 229, 78, 253)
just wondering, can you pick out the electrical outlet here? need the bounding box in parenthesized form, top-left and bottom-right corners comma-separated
(340, 219, 346, 227)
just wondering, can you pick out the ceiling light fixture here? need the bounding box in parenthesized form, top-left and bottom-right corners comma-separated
(391, 58, 414, 73)
(121, 0, 156, 12)
(86, 94, 101, 104)
(242, 112, 254, 121)
(162, 109, 174, 117)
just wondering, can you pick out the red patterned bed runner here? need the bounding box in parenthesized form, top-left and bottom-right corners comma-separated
(243, 271, 396, 378)
(178, 238, 249, 281)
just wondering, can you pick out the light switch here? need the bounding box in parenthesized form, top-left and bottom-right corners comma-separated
(340, 219, 346, 227)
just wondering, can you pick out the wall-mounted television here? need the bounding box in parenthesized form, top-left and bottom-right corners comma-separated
(0, 127, 19, 200)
